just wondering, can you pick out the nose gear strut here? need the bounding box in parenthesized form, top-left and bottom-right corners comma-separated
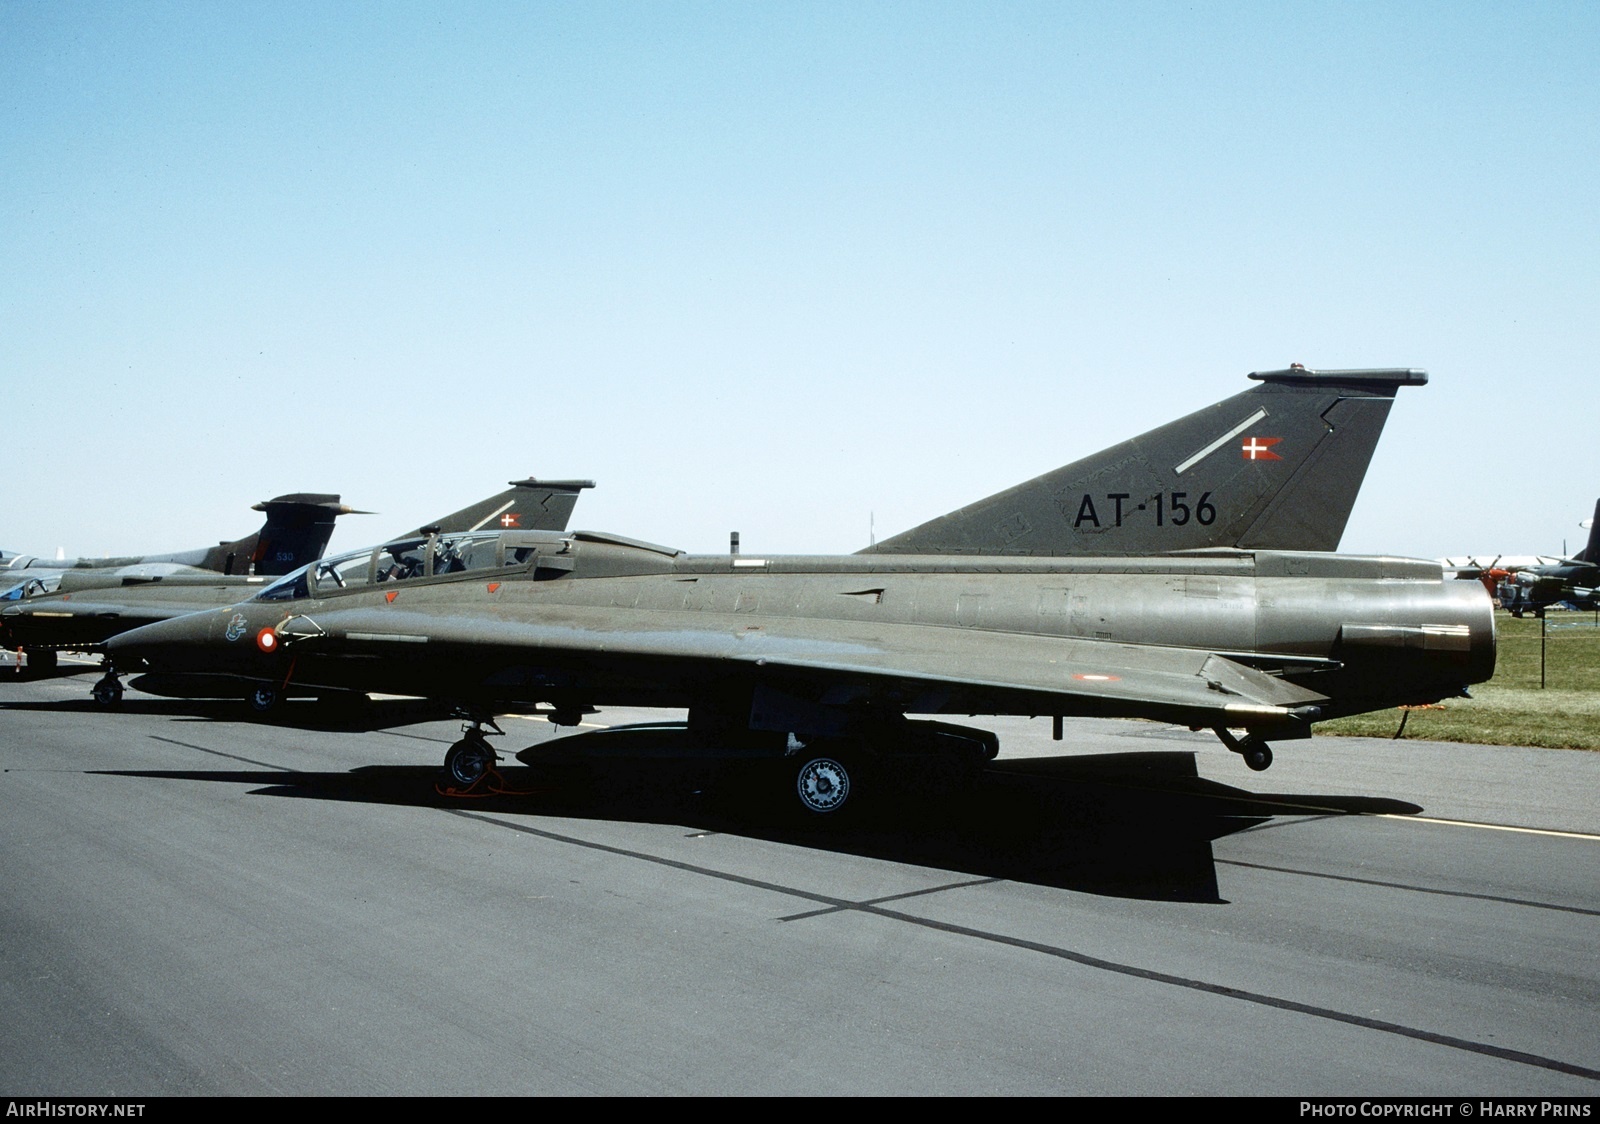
(92, 662, 123, 707)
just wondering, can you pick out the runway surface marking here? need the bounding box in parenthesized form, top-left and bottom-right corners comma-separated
(146, 734, 289, 771)
(378, 729, 455, 745)
(115, 726, 1599, 1081)
(452, 808, 1600, 1083)
(1038, 770, 1599, 840)
(1376, 814, 1600, 841)
(1215, 858, 1600, 918)
(778, 878, 1004, 922)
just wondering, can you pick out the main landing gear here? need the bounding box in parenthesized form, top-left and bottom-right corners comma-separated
(794, 753, 853, 815)
(789, 721, 999, 817)
(1213, 727, 1273, 771)
(442, 715, 505, 789)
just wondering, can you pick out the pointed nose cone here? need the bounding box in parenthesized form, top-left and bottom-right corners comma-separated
(107, 607, 254, 671)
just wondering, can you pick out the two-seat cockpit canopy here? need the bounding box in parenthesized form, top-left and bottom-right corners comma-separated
(255, 530, 575, 602)
(1, 577, 54, 601)
(252, 528, 684, 603)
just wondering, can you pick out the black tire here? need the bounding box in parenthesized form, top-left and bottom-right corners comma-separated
(794, 753, 855, 815)
(92, 677, 123, 707)
(444, 736, 496, 787)
(247, 684, 280, 714)
(1242, 738, 1273, 772)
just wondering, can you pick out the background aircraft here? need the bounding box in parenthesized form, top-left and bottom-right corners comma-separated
(0, 492, 361, 676)
(1443, 499, 1600, 616)
(1, 492, 361, 592)
(1, 477, 595, 690)
(1494, 500, 1600, 617)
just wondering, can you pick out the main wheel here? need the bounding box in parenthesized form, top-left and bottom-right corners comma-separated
(92, 676, 123, 707)
(444, 736, 497, 787)
(795, 755, 853, 814)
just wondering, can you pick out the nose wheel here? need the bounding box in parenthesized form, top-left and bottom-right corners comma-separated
(247, 684, 281, 714)
(444, 732, 500, 787)
(440, 714, 506, 793)
(92, 671, 123, 707)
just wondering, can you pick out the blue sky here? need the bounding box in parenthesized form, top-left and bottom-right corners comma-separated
(4, 2, 1597, 560)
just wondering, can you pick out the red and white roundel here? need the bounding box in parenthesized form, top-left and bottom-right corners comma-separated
(256, 627, 279, 654)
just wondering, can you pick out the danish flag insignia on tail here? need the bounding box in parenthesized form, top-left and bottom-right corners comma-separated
(1241, 437, 1283, 461)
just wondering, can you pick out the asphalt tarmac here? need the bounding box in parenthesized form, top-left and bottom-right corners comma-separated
(2, 670, 1597, 1096)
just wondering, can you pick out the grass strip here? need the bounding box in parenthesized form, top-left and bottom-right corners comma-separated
(1316, 612, 1600, 749)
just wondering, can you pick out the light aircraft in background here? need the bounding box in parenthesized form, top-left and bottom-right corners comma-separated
(1443, 499, 1600, 617)
(1493, 501, 1600, 618)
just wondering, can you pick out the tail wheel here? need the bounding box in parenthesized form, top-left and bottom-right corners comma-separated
(1214, 727, 1275, 772)
(795, 755, 853, 815)
(1241, 738, 1274, 772)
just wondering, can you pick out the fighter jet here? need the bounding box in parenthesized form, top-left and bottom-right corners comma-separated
(1, 478, 594, 692)
(104, 366, 1494, 814)
(1, 492, 360, 592)
(0, 492, 361, 677)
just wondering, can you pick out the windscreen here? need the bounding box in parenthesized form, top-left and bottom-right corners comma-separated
(255, 532, 514, 602)
(255, 543, 374, 602)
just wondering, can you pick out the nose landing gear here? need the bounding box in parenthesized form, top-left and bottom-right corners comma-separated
(92, 668, 123, 707)
(440, 714, 506, 792)
(247, 683, 281, 714)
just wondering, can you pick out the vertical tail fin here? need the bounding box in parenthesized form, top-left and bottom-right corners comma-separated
(215, 494, 366, 576)
(865, 366, 1426, 556)
(408, 478, 596, 538)
(1577, 499, 1600, 564)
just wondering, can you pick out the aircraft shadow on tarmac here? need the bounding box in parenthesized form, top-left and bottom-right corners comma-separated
(0, 694, 457, 732)
(90, 747, 1421, 904)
